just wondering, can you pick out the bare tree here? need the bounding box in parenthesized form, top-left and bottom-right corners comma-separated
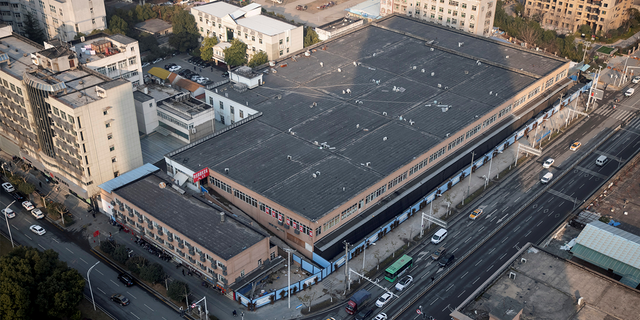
(519, 23, 540, 47)
(298, 291, 317, 312)
(373, 251, 382, 270)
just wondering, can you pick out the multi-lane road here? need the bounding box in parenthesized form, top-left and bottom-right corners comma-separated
(0, 192, 184, 320)
(308, 92, 640, 320)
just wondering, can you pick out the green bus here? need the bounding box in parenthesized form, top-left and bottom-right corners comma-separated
(384, 254, 413, 282)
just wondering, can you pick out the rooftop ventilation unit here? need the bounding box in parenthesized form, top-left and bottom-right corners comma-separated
(382, 112, 387, 116)
(458, 42, 464, 47)
(320, 62, 323, 67)
(431, 72, 435, 76)
(287, 155, 292, 160)
(353, 61, 357, 66)
(383, 137, 387, 141)
(421, 69, 425, 73)
(337, 68, 341, 72)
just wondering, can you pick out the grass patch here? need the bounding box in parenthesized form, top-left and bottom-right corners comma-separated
(596, 46, 614, 54)
(77, 298, 113, 320)
(0, 236, 15, 256)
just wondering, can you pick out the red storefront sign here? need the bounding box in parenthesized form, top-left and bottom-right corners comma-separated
(308, 229, 313, 237)
(278, 213, 283, 223)
(271, 210, 276, 218)
(285, 218, 290, 226)
(193, 168, 209, 183)
(299, 224, 304, 233)
(265, 207, 270, 215)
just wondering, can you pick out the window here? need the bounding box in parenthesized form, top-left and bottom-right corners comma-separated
(279, 50, 283, 55)
(219, 101, 224, 110)
(447, 135, 464, 150)
(259, 38, 262, 44)
(462, 3, 466, 8)
(9, 83, 15, 92)
(118, 60, 127, 69)
(365, 185, 386, 204)
(429, 146, 446, 163)
(107, 133, 113, 140)
(111, 157, 117, 163)
(107, 64, 116, 73)
(109, 145, 115, 152)
(210, 176, 232, 193)
(286, 36, 289, 42)
(53, 107, 60, 116)
(60, 111, 67, 120)
(472, 5, 477, 10)
(92, 18, 95, 24)
(239, 110, 244, 118)
(103, 109, 108, 115)
(49, 4, 55, 12)
(105, 122, 111, 128)
(279, 39, 283, 45)
(128, 56, 137, 65)
(388, 171, 408, 189)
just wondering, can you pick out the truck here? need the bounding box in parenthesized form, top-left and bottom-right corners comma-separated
(346, 289, 371, 315)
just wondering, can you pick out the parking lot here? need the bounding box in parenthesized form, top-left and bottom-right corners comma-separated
(141, 53, 229, 88)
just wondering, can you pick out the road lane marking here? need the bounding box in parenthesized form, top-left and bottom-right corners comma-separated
(487, 265, 494, 272)
(24, 234, 32, 240)
(536, 221, 543, 227)
(525, 231, 531, 237)
(501, 237, 508, 243)
(488, 248, 495, 255)
(513, 226, 521, 233)
(502, 207, 510, 212)
(499, 253, 507, 260)
(478, 226, 485, 232)
(110, 280, 120, 287)
(453, 231, 461, 237)
(514, 197, 521, 202)
(11, 225, 18, 230)
(461, 272, 468, 279)
(442, 304, 451, 312)
(79, 258, 88, 264)
(65, 248, 73, 254)
(475, 259, 483, 266)
(95, 269, 104, 275)
(97, 287, 106, 294)
(128, 293, 137, 299)
(491, 216, 497, 222)
(464, 237, 472, 244)
(51, 238, 59, 243)
(144, 304, 154, 311)
(38, 244, 45, 250)
(457, 290, 466, 298)
(548, 210, 555, 217)
(579, 184, 584, 189)
(472, 277, 480, 284)
(451, 247, 458, 254)
(430, 298, 438, 305)
(525, 216, 532, 222)
(130, 312, 140, 320)
(446, 284, 454, 292)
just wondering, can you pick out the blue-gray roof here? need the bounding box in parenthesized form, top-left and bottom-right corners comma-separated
(99, 163, 159, 193)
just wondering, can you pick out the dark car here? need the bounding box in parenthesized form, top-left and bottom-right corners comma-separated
(439, 254, 455, 268)
(355, 308, 373, 320)
(118, 273, 134, 287)
(10, 192, 24, 201)
(164, 63, 176, 69)
(110, 294, 130, 306)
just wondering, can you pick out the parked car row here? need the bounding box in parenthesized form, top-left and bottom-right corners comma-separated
(177, 68, 212, 85)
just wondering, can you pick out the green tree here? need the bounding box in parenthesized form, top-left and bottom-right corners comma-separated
(168, 281, 190, 302)
(200, 36, 219, 62)
(169, 32, 200, 53)
(109, 15, 129, 35)
(579, 24, 592, 35)
(135, 4, 157, 22)
(223, 39, 248, 68)
(171, 10, 198, 35)
(74, 32, 87, 40)
(100, 240, 116, 255)
(140, 262, 165, 284)
(303, 27, 320, 47)
(23, 12, 45, 44)
(17, 182, 34, 196)
(125, 256, 149, 275)
(113, 244, 129, 264)
(248, 50, 268, 68)
(0, 247, 85, 319)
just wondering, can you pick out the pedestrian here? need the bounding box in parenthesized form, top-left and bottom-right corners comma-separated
(200, 68, 202, 72)
(211, 67, 213, 72)
(39, 181, 42, 187)
(182, 269, 185, 276)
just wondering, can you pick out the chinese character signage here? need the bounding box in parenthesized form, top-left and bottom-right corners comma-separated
(193, 168, 210, 183)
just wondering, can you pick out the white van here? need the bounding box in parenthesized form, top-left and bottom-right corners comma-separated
(541, 172, 553, 184)
(431, 228, 448, 244)
(596, 155, 608, 166)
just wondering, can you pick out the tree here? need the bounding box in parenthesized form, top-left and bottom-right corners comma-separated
(0, 247, 85, 320)
(100, 240, 116, 255)
(168, 281, 189, 302)
(113, 244, 129, 264)
(200, 36, 219, 62)
(223, 39, 248, 68)
(248, 50, 268, 68)
(303, 27, 320, 47)
(23, 12, 45, 44)
(298, 291, 317, 312)
(125, 256, 149, 275)
(17, 182, 34, 197)
(109, 15, 129, 35)
(171, 10, 198, 36)
(135, 4, 157, 22)
(169, 32, 200, 53)
(579, 24, 592, 35)
(519, 22, 540, 47)
(140, 262, 165, 284)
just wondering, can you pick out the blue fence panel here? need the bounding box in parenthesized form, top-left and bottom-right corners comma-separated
(301, 260, 314, 273)
(292, 254, 302, 264)
(313, 253, 330, 268)
(236, 293, 250, 306)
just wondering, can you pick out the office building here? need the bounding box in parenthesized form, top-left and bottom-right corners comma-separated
(380, 0, 497, 36)
(2, 0, 106, 42)
(99, 164, 276, 295)
(523, 0, 631, 34)
(0, 25, 143, 199)
(165, 15, 569, 261)
(191, 2, 303, 63)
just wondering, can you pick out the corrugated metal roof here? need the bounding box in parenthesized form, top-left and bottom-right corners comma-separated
(148, 67, 170, 79)
(571, 243, 640, 287)
(575, 221, 640, 269)
(99, 163, 160, 193)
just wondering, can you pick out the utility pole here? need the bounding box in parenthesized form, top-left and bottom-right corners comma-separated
(3, 200, 15, 248)
(464, 151, 475, 205)
(88, 262, 100, 311)
(343, 241, 350, 292)
(283, 248, 294, 308)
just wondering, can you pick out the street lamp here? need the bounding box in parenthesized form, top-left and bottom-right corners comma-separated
(4, 200, 15, 248)
(283, 248, 295, 309)
(362, 241, 375, 270)
(87, 261, 100, 311)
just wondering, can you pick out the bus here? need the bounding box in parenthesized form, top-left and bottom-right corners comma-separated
(384, 254, 413, 282)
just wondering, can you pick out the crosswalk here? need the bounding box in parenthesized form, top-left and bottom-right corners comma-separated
(593, 105, 637, 122)
(625, 117, 640, 131)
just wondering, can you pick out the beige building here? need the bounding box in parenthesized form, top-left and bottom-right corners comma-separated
(191, 2, 303, 63)
(523, 0, 631, 34)
(98, 164, 276, 295)
(0, 25, 143, 200)
(380, 0, 496, 36)
(1, 0, 106, 42)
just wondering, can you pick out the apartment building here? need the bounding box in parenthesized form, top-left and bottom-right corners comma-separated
(0, 25, 142, 199)
(1, 0, 106, 42)
(380, 0, 496, 36)
(99, 164, 276, 295)
(523, 0, 631, 34)
(67, 34, 143, 85)
(191, 2, 303, 62)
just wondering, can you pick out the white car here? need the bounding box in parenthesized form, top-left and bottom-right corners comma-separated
(543, 158, 554, 168)
(625, 88, 635, 97)
(375, 292, 392, 308)
(2, 182, 15, 192)
(152, 58, 163, 64)
(373, 313, 388, 320)
(141, 62, 150, 68)
(395, 275, 413, 291)
(169, 65, 182, 72)
(633, 76, 640, 84)
(32, 208, 44, 219)
(2, 208, 15, 218)
(30, 224, 46, 235)
(22, 201, 34, 211)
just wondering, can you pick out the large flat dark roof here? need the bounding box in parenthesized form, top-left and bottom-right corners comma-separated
(114, 170, 267, 260)
(168, 15, 568, 221)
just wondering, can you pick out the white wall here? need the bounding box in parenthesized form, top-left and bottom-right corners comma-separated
(204, 89, 258, 125)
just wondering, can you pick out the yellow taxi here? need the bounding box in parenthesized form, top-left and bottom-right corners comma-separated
(570, 142, 581, 151)
(469, 208, 484, 220)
